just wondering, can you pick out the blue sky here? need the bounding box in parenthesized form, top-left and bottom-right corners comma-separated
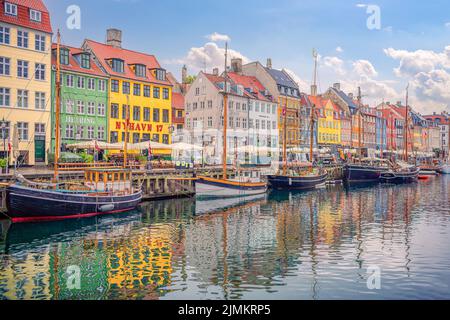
(45, 0, 450, 113)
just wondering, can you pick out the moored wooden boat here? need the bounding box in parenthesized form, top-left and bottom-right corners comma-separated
(267, 168, 327, 190)
(344, 158, 390, 183)
(195, 175, 267, 199)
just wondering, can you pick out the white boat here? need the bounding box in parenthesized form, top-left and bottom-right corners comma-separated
(195, 193, 266, 215)
(439, 164, 450, 174)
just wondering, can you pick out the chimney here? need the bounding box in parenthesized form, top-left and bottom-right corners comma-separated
(181, 65, 187, 84)
(213, 68, 219, 76)
(266, 58, 272, 69)
(311, 85, 317, 97)
(231, 58, 242, 74)
(106, 28, 122, 48)
(333, 83, 341, 91)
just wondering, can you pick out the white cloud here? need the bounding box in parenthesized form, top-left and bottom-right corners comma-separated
(205, 32, 231, 42)
(283, 68, 309, 91)
(165, 42, 249, 74)
(356, 3, 367, 8)
(336, 46, 343, 53)
(322, 56, 345, 75)
(352, 59, 378, 78)
(384, 46, 450, 113)
(445, 22, 450, 28)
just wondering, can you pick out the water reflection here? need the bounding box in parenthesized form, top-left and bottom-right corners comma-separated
(1, 176, 450, 300)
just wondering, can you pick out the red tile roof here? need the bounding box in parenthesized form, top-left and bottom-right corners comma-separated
(0, 0, 52, 33)
(227, 72, 272, 102)
(84, 39, 171, 86)
(308, 96, 341, 119)
(423, 114, 449, 125)
(51, 43, 108, 78)
(172, 92, 184, 110)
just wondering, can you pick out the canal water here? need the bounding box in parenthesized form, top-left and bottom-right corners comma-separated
(0, 176, 449, 300)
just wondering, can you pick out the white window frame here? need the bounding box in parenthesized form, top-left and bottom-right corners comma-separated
(87, 78, 95, 90)
(66, 74, 74, 87)
(97, 103, 105, 116)
(17, 30, 29, 48)
(35, 91, 46, 110)
(17, 89, 29, 108)
(0, 56, 10, 76)
(0, 26, 10, 45)
(17, 60, 29, 78)
(87, 102, 95, 115)
(30, 9, 42, 22)
(35, 63, 45, 80)
(0, 87, 11, 106)
(35, 34, 45, 52)
(4, 2, 17, 16)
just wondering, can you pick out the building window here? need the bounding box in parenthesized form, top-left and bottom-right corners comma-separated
(208, 100, 212, 108)
(65, 100, 74, 113)
(30, 9, 42, 22)
(65, 125, 74, 139)
(208, 117, 213, 128)
(111, 79, 119, 92)
(162, 134, 169, 144)
(98, 126, 105, 140)
(142, 133, 150, 141)
(17, 30, 29, 48)
(0, 26, 10, 44)
(110, 131, 118, 143)
(144, 85, 150, 97)
(110, 104, 119, 119)
(133, 106, 141, 121)
(0, 88, 10, 106)
(135, 64, 146, 77)
(35, 63, 45, 80)
(97, 103, 105, 116)
(60, 48, 70, 65)
(0, 121, 10, 139)
(35, 92, 45, 110)
(35, 34, 45, 52)
(4, 2, 17, 16)
(111, 59, 124, 73)
(98, 80, 106, 92)
(17, 60, 29, 78)
(17, 90, 28, 108)
(77, 100, 85, 114)
(152, 134, 160, 142)
(163, 88, 169, 100)
(122, 81, 130, 94)
(163, 109, 169, 123)
(87, 102, 95, 115)
(153, 108, 160, 122)
(133, 133, 140, 143)
(87, 126, 95, 139)
(153, 87, 160, 99)
(35, 123, 45, 136)
(65, 74, 74, 87)
(77, 76, 85, 89)
(133, 83, 141, 96)
(80, 54, 90, 69)
(17, 122, 28, 140)
(0, 57, 10, 75)
(87, 78, 95, 90)
(76, 126, 84, 139)
(195, 88, 200, 96)
(155, 69, 166, 81)
(122, 105, 130, 120)
(143, 107, 150, 122)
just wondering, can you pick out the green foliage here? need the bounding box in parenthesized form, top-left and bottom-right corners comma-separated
(80, 152, 94, 163)
(0, 158, 7, 168)
(185, 75, 197, 84)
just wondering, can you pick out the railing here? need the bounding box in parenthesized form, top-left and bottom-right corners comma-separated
(58, 162, 118, 171)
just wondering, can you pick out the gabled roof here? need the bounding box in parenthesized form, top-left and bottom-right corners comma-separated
(265, 67, 299, 90)
(329, 87, 358, 113)
(423, 114, 449, 125)
(51, 43, 108, 78)
(172, 92, 184, 109)
(227, 72, 272, 102)
(84, 39, 171, 86)
(308, 96, 341, 118)
(0, 0, 52, 34)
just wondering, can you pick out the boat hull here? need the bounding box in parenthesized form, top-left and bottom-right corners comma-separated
(6, 184, 142, 223)
(380, 168, 420, 184)
(195, 177, 267, 199)
(267, 173, 328, 190)
(438, 164, 450, 174)
(344, 164, 388, 183)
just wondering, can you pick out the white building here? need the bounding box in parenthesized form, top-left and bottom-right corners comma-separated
(183, 64, 278, 165)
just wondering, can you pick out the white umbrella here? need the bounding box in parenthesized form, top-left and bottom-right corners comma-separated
(171, 142, 203, 151)
(66, 140, 120, 150)
(128, 141, 172, 150)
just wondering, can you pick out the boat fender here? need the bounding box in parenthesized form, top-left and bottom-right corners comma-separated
(99, 204, 115, 212)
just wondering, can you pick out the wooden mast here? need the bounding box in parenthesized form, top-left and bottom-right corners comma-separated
(404, 84, 409, 162)
(222, 43, 229, 180)
(357, 87, 363, 162)
(54, 30, 61, 182)
(124, 95, 130, 168)
(310, 49, 318, 168)
(282, 97, 287, 176)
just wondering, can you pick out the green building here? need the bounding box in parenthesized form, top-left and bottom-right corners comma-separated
(51, 44, 109, 151)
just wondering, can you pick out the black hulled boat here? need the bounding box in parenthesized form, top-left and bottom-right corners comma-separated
(344, 158, 390, 183)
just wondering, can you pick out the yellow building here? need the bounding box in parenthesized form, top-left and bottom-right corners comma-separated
(0, 0, 52, 165)
(84, 30, 173, 156)
(310, 96, 341, 146)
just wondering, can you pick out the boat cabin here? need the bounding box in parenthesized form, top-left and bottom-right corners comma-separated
(84, 168, 133, 193)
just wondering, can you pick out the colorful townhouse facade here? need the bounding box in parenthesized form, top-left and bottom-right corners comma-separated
(0, 0, 52, 165)
(377, 103, 403, 151)
(424, 112, 450, 154)
(242, 59, 302, 150)
(309, 96, 341, 147)
(83, 29, 173, 155)
(184, 67, 278, 165)
(50, 44, 109, 151)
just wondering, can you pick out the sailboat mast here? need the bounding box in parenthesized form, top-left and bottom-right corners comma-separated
(222, 43, 228, 180)
(357, 87, 362, 162)
(282, 97, 287, 175)
(54, 30, 61, 182)
(310, 49, 318, 166)
(404, 84, 409, 162)
(124, 95, 129, 168)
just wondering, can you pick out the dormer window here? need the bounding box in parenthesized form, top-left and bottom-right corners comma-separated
(60, 48, 69, 65)
(155, 69, 166, 81)
(4, 2, 17, 16)
(135, 64, 146, 78)
(111, 59, 124, 73)
(80, 53, 90, 69)
(30, 9, 42, 22)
